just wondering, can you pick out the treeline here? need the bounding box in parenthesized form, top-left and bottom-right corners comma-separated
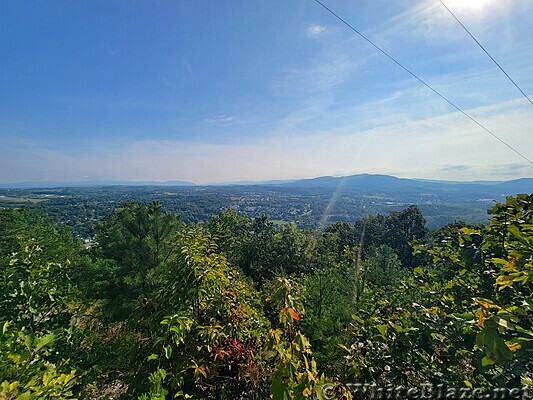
(0, 195, 531, 399)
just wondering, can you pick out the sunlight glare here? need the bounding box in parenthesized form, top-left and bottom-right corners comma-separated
(447, 0, 489, 11)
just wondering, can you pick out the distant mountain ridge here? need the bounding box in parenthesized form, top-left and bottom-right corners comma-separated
(273, 174, 533, 196)
(279, 174, 417, 189)
(0, 174, 531, 194)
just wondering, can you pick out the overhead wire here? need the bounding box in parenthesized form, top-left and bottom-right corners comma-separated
(312, 0, 533, 165)
(440, 0, 533, 108)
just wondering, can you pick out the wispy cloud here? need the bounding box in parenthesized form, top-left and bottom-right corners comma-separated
(203, 115, 238, 126)
(183, 60, 193, 73)
(2, 1, 531, 185)
(269, 0, 528, 142)
(442, 163, 530, 178)
(273, 53, 359, 95)
(441, 164, 472, 172)
(2, 98, 530, 184)
(365, 0, 532, 52)
(306, 24, 326, 38)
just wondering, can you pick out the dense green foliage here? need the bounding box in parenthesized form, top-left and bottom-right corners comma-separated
(0, 194, 531, 399)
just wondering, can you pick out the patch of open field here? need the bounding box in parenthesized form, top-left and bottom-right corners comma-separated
(0, 196, 47, 203)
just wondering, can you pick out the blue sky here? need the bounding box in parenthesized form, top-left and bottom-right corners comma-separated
(1, 0, 532, 183)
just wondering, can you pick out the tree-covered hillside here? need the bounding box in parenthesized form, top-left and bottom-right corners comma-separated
(0, 195, 531, 399)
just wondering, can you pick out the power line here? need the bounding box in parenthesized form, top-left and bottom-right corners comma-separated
(312, 0, 533, 165)
(440, 0, 533, 108)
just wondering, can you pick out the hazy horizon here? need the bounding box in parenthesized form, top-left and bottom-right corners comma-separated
(1, 172, 532, 188)
(1, 1, 532, 183)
